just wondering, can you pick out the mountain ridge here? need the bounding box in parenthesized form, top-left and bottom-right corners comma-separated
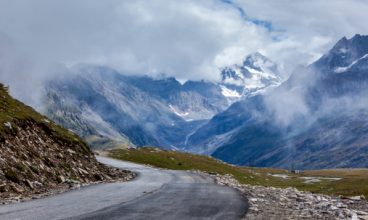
(204, 34, 368, 169)
(42, 53, 280, 151)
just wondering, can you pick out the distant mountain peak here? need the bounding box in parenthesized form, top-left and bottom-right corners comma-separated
(315, 34, 368, 72)
(243, 52, 279, 74)
(351, 33, 367, 40)
(332, 34, 368, 52)
(220, 52, 282, 99)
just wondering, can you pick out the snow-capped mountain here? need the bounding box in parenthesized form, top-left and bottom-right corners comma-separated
(189, 34, 368, 169)
(220, 52, 283, 100)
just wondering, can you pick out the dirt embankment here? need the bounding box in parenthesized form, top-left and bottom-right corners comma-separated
(0, 120, 135, 203)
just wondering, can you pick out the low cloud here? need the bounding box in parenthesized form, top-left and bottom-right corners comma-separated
(262, 66, 317, 127)
(1, 0, 368, 105)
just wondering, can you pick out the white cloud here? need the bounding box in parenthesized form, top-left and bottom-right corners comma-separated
(235, 0, 368, 67)
(1, 0, 368, 104)
(0, 0, 273, 83)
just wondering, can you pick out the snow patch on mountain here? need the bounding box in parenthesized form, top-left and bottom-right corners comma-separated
(335, 54, 368, 73)
(339, 48, 348, 54)
(220, 85, 241, 98)
(220, 52, 283, 99)
(169, 104, 190, 118)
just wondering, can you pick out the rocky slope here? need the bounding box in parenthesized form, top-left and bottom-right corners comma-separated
(0, 84, 133, 203)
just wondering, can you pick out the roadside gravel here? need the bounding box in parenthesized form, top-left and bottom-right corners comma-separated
(213, 173, 368, 220)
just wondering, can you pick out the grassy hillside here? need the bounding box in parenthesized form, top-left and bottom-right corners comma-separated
(109, 147, 368, 198)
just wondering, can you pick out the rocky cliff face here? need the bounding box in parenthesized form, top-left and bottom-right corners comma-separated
(0, 84, 133, 202)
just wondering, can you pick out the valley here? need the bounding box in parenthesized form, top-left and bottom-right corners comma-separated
(41, 52, 281, 153)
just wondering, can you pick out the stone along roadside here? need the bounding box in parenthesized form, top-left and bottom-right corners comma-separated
(214, 174, 368, 220)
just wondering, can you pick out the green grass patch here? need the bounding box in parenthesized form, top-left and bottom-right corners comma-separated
(109, 147, 368, 198)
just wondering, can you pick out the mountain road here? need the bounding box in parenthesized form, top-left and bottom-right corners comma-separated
(0, 156, 248, 220)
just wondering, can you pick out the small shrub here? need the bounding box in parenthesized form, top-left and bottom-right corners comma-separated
(15, 163, 27, 172)
(30, 165, 39, 174)
(4, 169, 21, 183)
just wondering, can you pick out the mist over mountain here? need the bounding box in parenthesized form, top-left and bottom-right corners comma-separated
(2, 33, 368, 170)
(41, 53, 281, 151)
(192, 34, 368, 169)
(43, 66, 219, 149)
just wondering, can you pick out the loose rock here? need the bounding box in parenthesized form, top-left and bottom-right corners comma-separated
(211, 173, 368, 219)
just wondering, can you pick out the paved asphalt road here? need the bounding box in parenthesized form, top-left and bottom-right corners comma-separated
(0, 156, 248, 220)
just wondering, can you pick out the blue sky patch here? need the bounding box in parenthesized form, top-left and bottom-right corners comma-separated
(220, 0, 274, 31)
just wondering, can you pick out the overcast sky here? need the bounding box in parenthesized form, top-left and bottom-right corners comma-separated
(1, 0, 368, 89)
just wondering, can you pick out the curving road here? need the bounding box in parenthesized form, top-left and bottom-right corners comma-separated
(0, 156, 248, 220)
